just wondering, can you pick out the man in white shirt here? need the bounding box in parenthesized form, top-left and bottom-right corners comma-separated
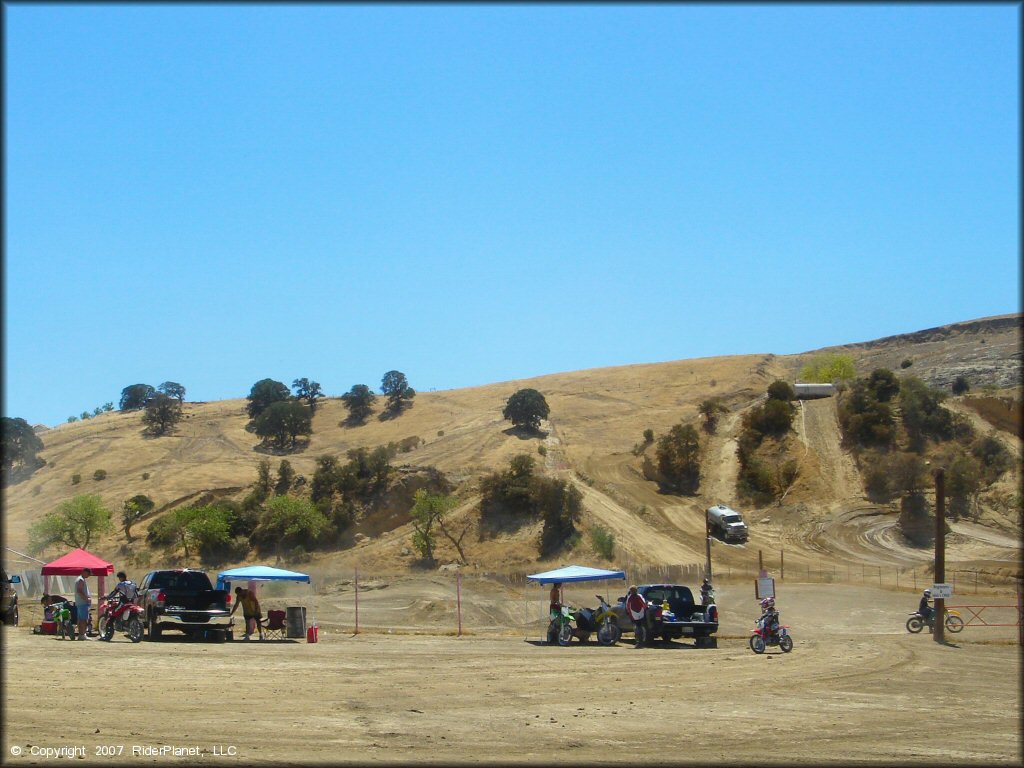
(74, 568, 92, 640)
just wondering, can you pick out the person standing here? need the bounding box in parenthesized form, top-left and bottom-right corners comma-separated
(549, 582, 562, 611)
(74, 567, 92, 640)
(625, 585, 648, 648)
(230, 587, 264, 641)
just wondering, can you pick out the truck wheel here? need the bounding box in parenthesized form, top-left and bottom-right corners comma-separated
(147, 614, 162, 641)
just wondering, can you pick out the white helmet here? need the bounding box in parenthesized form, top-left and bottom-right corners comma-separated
(923, 589, 931, 597)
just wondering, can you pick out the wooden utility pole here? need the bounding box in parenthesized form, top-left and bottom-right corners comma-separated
(933, 469, 946, 644)
(704, 509, 713, 582)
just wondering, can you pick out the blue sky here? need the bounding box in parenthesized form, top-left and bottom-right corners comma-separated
(4, 4, 1019, 427)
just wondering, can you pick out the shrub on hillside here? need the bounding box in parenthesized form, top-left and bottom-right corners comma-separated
(589, 525, 615, 560)
(655, 423, 701, 494)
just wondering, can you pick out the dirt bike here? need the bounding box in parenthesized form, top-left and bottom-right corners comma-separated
(906, 609, 964, 634)
(594, 595, 622, 646)
(549, 604, 595, 646)
(749, 614, 793, 653)
(52, 602, 75, 640)
(99, 597, 144, 643)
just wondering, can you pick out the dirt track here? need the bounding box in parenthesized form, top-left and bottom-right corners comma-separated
(3, 582, 1020, 766)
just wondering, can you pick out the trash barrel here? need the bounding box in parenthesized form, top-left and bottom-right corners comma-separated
(286, 606, 307, 638)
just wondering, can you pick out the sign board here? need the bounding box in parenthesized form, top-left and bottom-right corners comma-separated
(755, 577, 775, 600)
(930, 583, 953, 599)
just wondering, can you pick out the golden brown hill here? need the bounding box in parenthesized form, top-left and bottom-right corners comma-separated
(3, 314, 1020, 580)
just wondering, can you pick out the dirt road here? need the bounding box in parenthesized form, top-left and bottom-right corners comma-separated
(3, 582, 1020, 766)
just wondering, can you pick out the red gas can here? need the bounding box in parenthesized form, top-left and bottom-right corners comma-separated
(306, 625, 318, 643)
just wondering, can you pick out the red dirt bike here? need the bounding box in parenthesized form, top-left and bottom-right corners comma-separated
(749, 613, 793, 654)
(98, 597, 144, 643)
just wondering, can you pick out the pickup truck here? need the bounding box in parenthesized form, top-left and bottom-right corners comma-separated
(611, 584, 719, 648)
(138, 569, 232, 641)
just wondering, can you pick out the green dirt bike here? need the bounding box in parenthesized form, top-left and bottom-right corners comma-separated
(547, 597, 622, 646)
(52, 602, 75, 640)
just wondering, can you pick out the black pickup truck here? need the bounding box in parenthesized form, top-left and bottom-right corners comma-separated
(612, 584, 719, 648)
(138, 569, 232, 641)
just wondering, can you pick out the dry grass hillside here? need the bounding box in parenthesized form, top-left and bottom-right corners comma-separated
(4, 314, 1021, 584)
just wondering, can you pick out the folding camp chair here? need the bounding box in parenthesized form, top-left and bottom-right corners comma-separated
(263, 609, 287, 640)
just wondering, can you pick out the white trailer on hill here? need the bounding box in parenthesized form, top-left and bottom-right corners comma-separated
(794, 383, 835, 399)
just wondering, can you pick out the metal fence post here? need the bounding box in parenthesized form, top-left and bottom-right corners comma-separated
(354, 566, 359, 636)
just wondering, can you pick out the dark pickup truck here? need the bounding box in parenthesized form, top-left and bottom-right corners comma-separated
(138, 569, 232, 641)
(611, 584, 719, 648)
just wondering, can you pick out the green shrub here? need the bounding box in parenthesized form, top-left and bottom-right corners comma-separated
(951, 376, 970, 396)
(767, 380, 796, 401)
(643, 429, 654, 443)
(142, 472, 150, 480)
(537, 444, 547, 456)
(93, 469, 107, 481)
(71, 474, 81, 485)
(900, 359, 913, 369)
(590, 525, 615, 560)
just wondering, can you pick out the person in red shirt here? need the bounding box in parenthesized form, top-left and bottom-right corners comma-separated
(625, 585, 648, 648)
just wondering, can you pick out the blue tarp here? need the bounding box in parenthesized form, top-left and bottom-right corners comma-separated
(526, 565, 626, 585)
(215, 565, 311, 591)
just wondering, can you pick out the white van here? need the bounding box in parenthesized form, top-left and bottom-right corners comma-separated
(706, 504, 749, 543)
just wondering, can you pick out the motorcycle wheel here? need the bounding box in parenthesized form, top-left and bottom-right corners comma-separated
(779, 635, 793, 653)
(945, 615, 965, 633)
(100, 618, 114, 642)
(546, 622, 558, 645)
(597, 621, 620, 646)
(557, 622, 573, 647)
(127, 616, 144, 643)
(905, 617, 924, 633)
(749, 635, 766, 654)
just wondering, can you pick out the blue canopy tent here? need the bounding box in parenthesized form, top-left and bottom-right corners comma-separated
(216, 566, 314, 639)
(525, 565, 626, 642)
(215, 565, 311, 591)
(526, 565, 626, 584)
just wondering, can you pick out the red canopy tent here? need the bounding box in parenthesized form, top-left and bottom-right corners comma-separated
(41, 548, 114, 599)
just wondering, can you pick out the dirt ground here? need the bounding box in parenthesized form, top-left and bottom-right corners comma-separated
(3, 581, 1020, 766)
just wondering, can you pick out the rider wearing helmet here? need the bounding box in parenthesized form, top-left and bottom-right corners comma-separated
(759, 597, 779, 638)
(700, 578, 713, 607)
(919, 589, 933, 625)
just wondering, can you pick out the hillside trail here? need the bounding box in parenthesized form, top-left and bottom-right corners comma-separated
(700, 394, 765, 508)
(794, 397, 863, 507)
(541, 418, 703, 565)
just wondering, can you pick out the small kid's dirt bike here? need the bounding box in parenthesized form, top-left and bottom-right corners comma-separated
(750, 614, 793, 654)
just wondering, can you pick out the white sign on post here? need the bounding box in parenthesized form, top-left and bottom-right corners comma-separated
(930, 583, 953, 599)
(755, 577, 775, 599)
